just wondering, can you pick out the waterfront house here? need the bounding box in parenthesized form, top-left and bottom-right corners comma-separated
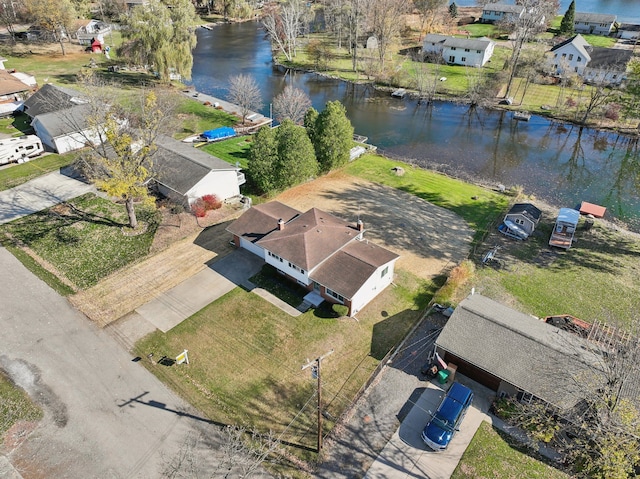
(549, 34, 632, 85)
(480, 3, 524, 24)
(423, 34, 495, 67)
(227, 201, 399, 316)
(616, 23, 640, 40)
(573, 12, 616, 36)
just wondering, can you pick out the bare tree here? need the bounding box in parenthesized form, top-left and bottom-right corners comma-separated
(272, 85, 311, 124)
(413, 0, 448, 40)
(502, 0, 557, 99)
(409, 54, 441, 104)
(345, 0, 366, 71)
(365, 0, 408, 68)
(578, 76, 622, 125)
(262, 0, 306, 62)
(228, 74, 264, 124)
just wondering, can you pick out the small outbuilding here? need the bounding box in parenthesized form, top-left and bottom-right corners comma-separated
(90, 38, 103, 53)
(499, 202, 541, 240)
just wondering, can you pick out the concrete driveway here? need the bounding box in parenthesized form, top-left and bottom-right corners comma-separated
(364, 379, 492, 479)
(0, 169, 96, 224)
(135, 248, 265, 332)
(0, 246, 265, 478)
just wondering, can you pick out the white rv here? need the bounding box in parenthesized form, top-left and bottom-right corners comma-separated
(0, 135, 44, 165)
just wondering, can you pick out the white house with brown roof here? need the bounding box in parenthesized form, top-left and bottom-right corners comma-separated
(549, 34, 632, 85)
(423, 34, 495, 67)
(227, 201, 399, 316)
(573, 12, 616, 36)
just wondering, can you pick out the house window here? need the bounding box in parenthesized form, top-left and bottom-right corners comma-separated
(577, 56, 581, 62)
(451, 47, 456, 51)
(575, 67, 578, 72)
(568, 54, 573, 60)
(268, 251, 283, 262)
(449, 55, 455, 62)
(461, 57, 466, 63)
(381, 266, 389, 278)
(561, 53, 566, 58)
(554, 53, 557, 58)
(326, 288, 344, 303)
(476, 50, 481, 54)
(515, 218, 524, 225)
(464, 48, 470, 52)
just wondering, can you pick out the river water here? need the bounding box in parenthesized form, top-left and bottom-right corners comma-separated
(189, 22, 640, 231)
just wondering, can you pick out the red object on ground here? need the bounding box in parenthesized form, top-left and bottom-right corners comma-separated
(579, 201, 606, 218)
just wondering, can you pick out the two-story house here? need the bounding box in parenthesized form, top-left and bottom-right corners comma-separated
(227, 201, 399, 316)
(549, 34, 632, 85)
(423, 34, 495, 67)
(573, 12, 616, 36)
(480, 3, 524, 24)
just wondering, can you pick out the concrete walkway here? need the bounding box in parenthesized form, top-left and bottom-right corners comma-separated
(0, 169, 96, 224)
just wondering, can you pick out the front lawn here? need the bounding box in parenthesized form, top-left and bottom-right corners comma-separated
(0, 194, 159, 290)
(0, 152, 77, 192)
(458, 23, 499, 38)
(0, 373, 43, 439)
(344, 153, 509, 243)
(583, 34, 618, 48)
(135, 268, 428, 463)
(452, 421, 569, 479)
(201, 135, 252, 168)
(175, 97, 240, 140)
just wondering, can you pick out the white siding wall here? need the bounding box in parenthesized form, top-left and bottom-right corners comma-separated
(264, 251, 310, 285)
(444, 44, 493, 67)
(349, 260, 397, 316)
(574, 21, 613, 35)
(239, 237, 265, 258)
(549, 44, 587, 75)
(186, 170, 241, 204)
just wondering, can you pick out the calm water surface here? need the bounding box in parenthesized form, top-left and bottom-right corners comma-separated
(189, 22, 640, 230)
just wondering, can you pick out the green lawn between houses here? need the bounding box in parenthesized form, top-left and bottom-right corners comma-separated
(451, 421, 569, 479)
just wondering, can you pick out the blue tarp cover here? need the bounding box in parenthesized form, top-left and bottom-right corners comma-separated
(202, 127, 235, 141)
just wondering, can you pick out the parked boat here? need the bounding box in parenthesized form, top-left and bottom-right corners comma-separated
(182, 126, 237, 143)
(549, 208, 580, 249)
(513, 111, 531, 121)
(498, 220, 529, 240)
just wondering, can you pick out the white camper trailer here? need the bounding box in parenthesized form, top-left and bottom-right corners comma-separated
(0, 135, 44, 165)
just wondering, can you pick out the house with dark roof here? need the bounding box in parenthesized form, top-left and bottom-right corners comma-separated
(227, 201, 399, 316)
(22, 85, 102, 154)
(435, 293, 605, 411)
(573, 12, 616, 36)
(152, 135, 244, 205)
(617, 23, 640, 40)
(548, 34, 632, 85)
(423, 34, 495, 67)
(502, 203, 541, 237)
(480, 3, 524, 24)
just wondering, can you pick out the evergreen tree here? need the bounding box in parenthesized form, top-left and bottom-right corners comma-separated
(448, 1, 457, 18)
(274, 119, 318, 189)
(312, 101, 354, 173)
(559, 0, 575, 35)
(247, 126, 278, 195)
(303, 107, 319, 144)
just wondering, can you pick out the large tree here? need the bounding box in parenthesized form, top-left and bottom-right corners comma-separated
(24, 0, 77, 55)
(118, 0, 198, 82)
(559, 0, 575, 36)
(310, 100, 354, 173)
(228, 74, 264, 124)
(262, 0, 307, 62)
(414, 0, 448, 39)
(247, 126, 279, 194)
(365, 0, 408, 68)
(272, 85, 312, 125)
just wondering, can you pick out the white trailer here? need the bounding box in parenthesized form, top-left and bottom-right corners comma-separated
(0, 135, 44, 165)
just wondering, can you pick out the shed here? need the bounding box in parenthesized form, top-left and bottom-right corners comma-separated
(502, 203, 541, 237)
(90, 38, 103, 53)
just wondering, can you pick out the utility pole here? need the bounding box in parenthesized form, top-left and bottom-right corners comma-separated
(302, 349, 333, 452)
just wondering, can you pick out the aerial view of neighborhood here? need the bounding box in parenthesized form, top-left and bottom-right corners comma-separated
(1, 0, 640, 477)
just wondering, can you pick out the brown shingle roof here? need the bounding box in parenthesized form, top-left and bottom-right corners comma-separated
(311, 241, 399, 298)
(0, 70, 31, 96)
(226, 201, 300, 244)
(256, 208, 361, 270)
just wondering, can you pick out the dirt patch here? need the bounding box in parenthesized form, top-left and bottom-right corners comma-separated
(70, 205, 244, 327)
(275, 172, 474, 279)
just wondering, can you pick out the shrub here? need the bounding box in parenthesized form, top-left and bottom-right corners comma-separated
(332, 304, 349, 317)
(202, 194, 222, 210)
(191, 199, 207, 217)
(604, 103, 621, 121)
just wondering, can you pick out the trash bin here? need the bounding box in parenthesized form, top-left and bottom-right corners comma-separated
(437, 370, 450, 384)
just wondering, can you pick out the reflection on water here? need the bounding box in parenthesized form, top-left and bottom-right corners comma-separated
(189, 22, 640, 230)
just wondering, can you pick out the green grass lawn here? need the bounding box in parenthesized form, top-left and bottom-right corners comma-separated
(0, 194, 159, 290)
(0, 113, 33, 137)
(134, 268, 429, 461)
(0, 152, 77, 192)
(201, 135, 252, 168)
(583, 34, 618, 48)
(474, 218, 640, 327)
(459, 23, 499, 38)
(344, 153, 509, 244)
(452, 422, 569, 479)
(175, 98, 240, 140)
(0, 372, 43, 439)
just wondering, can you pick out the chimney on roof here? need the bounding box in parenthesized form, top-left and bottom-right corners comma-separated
(278, 218, 285, 230)
(357, 219, 364, 231)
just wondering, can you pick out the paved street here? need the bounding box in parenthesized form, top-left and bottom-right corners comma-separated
(0, 246, 260, 478)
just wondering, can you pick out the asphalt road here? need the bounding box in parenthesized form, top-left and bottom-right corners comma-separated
(0, 246, 260, 478)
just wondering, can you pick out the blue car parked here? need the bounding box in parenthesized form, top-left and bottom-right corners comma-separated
(422, 382, 474, 451)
